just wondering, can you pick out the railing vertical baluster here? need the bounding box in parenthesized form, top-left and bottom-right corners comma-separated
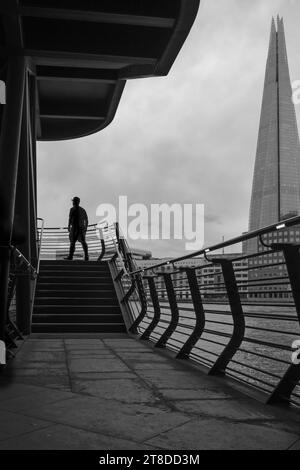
(140, 275, 161, 341)
(129, 275, 148, 334)
(155, 273, 179, 348)
(209, 258, 245, 376)
(268, 244, 300, 405)
(177, 268, 206, 359)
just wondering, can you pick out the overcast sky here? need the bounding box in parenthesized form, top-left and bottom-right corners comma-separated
(37, 0, 300, 258)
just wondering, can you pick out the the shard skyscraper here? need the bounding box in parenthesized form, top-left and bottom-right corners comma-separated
(249, 16, 300, 232)
(247, 17, 300, 299)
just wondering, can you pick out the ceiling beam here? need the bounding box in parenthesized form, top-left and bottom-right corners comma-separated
(40, 114, 106, 121)
(36, 66, 118, 84)
(18, 7, 176, 29)
(37, 76, 116, 84)
(0, 47, 157, 67)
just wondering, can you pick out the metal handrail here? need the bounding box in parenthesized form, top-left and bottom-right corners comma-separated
(129, 214, 300, 276)
(118, 220, 300, 406)
(0, 245, 36, 275)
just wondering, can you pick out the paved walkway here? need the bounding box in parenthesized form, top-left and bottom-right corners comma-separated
(0, 334, 300, 450)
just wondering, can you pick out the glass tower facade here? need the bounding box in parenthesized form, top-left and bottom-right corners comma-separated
(247, 17, 300, 299)
(249, 17, 300, 231)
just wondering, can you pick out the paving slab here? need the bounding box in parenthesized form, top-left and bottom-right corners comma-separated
(129, 361, 178, 370)
(103, 339, 151, 350)
(20, 340, 64, 351)
(23, 395, 190, 442)
(0, 390, 77, 412)
(0, 335, 299, 450)
(159, 387, 235, 401)
(0, 382, 53, 401)
(137, 369, 223, 389)
(69, 371, 137, 381)
(68, 357, 130, 373)
(9, 378, 71, 391)
(0, 424, 157, 450)
(9, 361, 67, 370)
(144, 418, 299, 450)
(71, 378, 159, 404)
(172, 398, 274, 421)
(67, 351, 115, 357)
(115, 352, 171, 362)
(12, 351, 66, 362)
(19, 344, 65, 352)
(65, 344, 107, 351)
(5, 366, 68, 376)
(0, 410, 52, 441)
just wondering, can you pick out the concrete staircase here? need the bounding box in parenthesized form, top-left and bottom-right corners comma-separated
(32, 260, 126, 333)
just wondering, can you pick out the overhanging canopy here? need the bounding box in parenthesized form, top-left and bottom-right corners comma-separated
(0, 0, 200, 140)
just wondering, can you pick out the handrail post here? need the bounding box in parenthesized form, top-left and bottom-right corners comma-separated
(209, 258, 246, 376)
(155, 273, 179, 348)
(121, 276, 136, 304)
(140, 275, 161, 341)
(97, 225, 106, 261)
(129, 274, 148, 334)
(268, 243, 300, 405)
(177, 268, 206, 359)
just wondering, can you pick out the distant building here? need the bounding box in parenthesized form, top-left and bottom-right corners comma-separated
(246, 17, 300, 299)
(136, 255, 248, 301)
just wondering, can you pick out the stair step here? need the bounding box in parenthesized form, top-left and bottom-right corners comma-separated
(39, 271, 110, 277)
(39, 272, 110, 278)
(34, 297, 118, 306)
(36, 283, 113, 290)
(40, 260, 108, 266)
(35, 290, 116, 298)
(33, 261, 125, 334)
(33, 305, 121, 315)
(32, 314, 123, 323)
(39, 264, 109, 270)
(37, 277, 112, 284)
(31, 323, 127, 333)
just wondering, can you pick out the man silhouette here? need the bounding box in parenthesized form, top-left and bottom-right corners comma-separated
(65, 197, 89, 260)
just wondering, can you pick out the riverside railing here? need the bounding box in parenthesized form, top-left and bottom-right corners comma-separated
(39, 223, 110, 261)
(125, 215, 300, 407)
(37, 216, 300, 407)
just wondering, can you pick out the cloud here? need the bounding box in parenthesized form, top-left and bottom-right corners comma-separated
(37, 0, 300, 258)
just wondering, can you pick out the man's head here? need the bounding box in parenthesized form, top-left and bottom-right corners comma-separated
(72, 196, 80, 207)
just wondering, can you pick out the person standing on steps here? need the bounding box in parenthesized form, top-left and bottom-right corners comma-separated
(65, 196, 89, 261)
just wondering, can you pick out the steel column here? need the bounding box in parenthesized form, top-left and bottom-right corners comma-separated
(0, 56, 26, 344)
(28, 90, 38, 270)
(15, 73, 32, 334)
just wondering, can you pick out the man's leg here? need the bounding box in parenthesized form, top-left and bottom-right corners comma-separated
(80, 231, 89, 261)
(66, 231, 78, 260)
(68, 240, 75, 260)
